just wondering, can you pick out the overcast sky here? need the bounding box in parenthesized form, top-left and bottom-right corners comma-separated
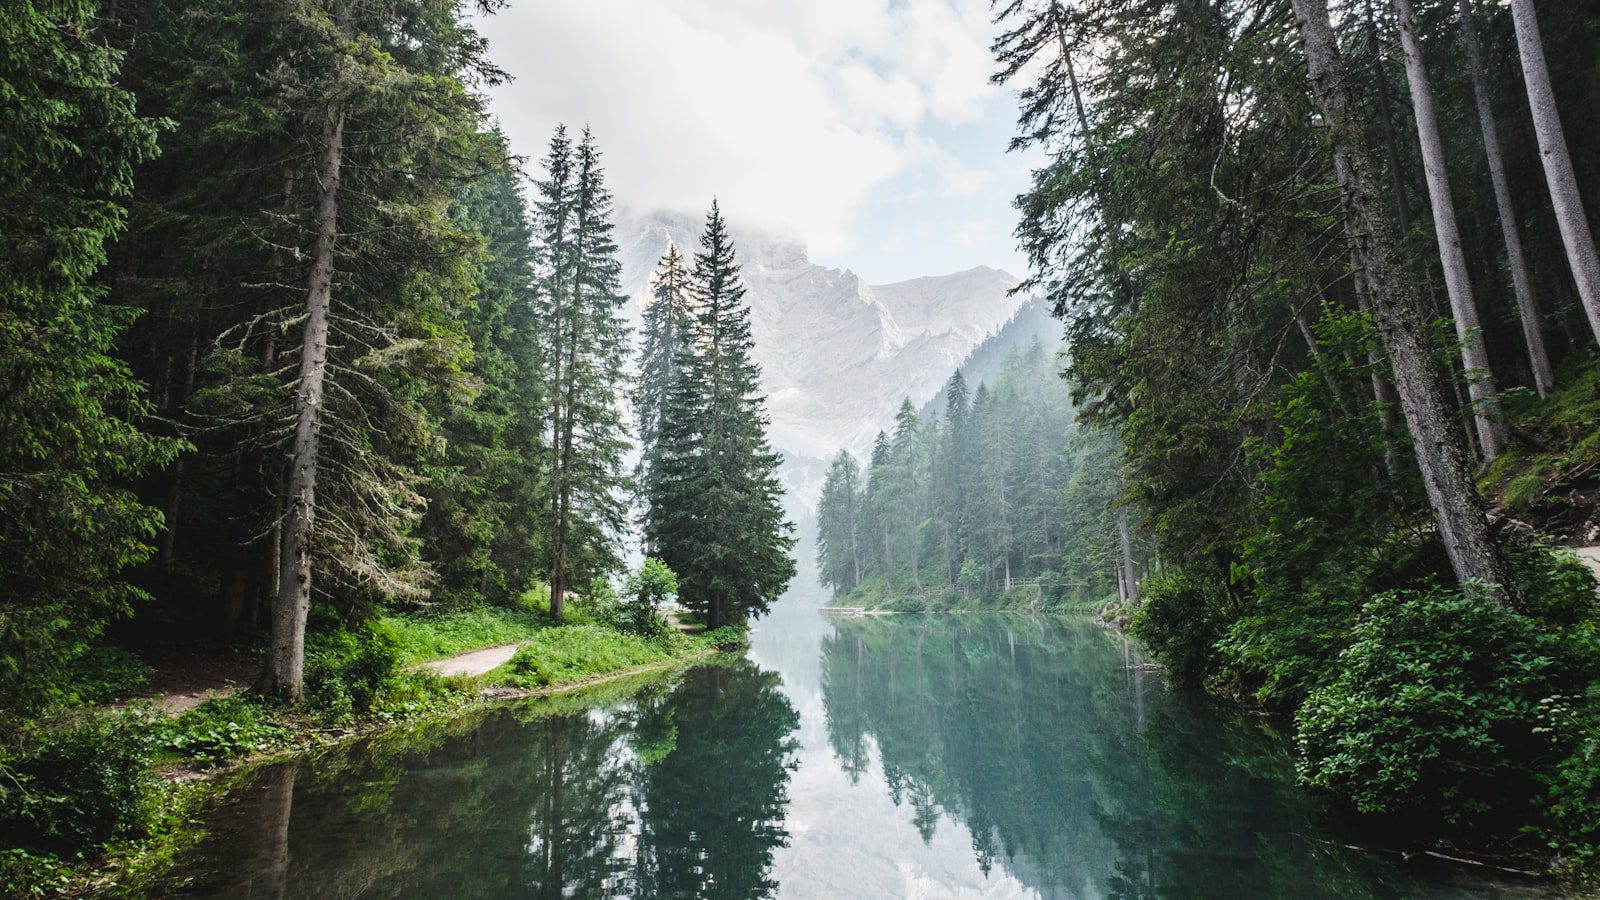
(473, 0, 1038, 285)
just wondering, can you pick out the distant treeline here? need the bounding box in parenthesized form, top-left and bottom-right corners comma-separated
(816, 343, 1134, 608)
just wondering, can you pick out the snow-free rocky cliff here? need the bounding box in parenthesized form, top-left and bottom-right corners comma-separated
(616, 208, 1027, 497)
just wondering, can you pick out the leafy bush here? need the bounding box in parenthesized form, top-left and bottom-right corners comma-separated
(159, 696, 289, 766)
(502, 626, 669, 687)
(1295, 587, 1585, 828)
(702, 625, 746, 651)
(1506, 537, 1598, 624)
(0, 712, 160, 855)
(1129, 570, 1231, 688)
(305, 625, 401, 723)
(1540, 677, 1600, 871)
(617, 558, 676, 638)
(369, 671, 476, 723)
(57, 645, 152, 708)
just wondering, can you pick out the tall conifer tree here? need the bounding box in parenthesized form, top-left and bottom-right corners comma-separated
(646, 202, 794, 628)
(0, 0, 178, 712)
(533, 126, 632, 621)
(634, 243, 694, 520)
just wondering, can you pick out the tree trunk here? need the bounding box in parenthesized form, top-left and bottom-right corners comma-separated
(1457, 0, 1553, 396)
(1117, 504, 1138, 604)
(909, 529, 922, 593)
(261, 110, 344, 703)
(1508, 0, 1600, 345)
(1290, 0, 1515, 606)
(1392, 0, 1506, 461)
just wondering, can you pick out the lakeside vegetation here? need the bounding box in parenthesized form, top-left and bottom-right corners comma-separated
(1, 0, 794, 890)
(987, 0, 1600, 879)
(7, 0, 1600, 891)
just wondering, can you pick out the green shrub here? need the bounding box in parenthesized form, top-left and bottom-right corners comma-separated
(159, 695, 289, 766)
(369, 671, 476, 723)
(1295, 587, 1583, 828)
(0, 712, 160, 855)
(57, 645, 152, 707)
(1507, 537, 1599, 624)
(1540, 677, 1600, 871)
(702, 625, 746, 651)
(305, 625, 401, 723)
(618, 558, 676, 638)
(1129, 570, 1230, 688)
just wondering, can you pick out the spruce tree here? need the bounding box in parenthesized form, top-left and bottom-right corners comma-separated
(423, 160, 546, 604)
(0, 0, 179, 713)
(533, 126, 632, 621)
(634, 243, 695, 527)
(646, 202, 795, 628)
(816, 451, 864, 593)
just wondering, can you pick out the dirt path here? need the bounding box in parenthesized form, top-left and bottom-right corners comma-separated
(1576, 546, 1600, 584)
(423, 642, 522, 677)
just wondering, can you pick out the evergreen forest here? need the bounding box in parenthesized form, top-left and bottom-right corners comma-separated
(7, 0, 1600, 892)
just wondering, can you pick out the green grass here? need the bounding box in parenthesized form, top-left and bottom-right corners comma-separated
(1483, 356, 1600, 520)
(488, 625, 709, 689)
(374, 606, 550, 666)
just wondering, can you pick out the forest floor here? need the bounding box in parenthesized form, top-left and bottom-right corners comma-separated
(117, 648, 257, 715)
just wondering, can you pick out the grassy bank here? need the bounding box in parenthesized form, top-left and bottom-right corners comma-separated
(0, 608, 739, 897)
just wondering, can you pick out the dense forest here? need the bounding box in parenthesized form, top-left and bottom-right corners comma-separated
(1, 0, 792, 886)
(817, 343, 1137, 609)
(9, 0, 1600, 889)
(975, 0, 1600, 875)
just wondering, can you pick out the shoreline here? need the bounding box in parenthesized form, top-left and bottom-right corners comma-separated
(65, 643, 726, 897)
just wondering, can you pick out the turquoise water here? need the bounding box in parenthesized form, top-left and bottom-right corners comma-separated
(171, 577, 1556, 898)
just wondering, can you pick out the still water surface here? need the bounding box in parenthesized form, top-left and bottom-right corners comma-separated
(172, 576, 1556, 898)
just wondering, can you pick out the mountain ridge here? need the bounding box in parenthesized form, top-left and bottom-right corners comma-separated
(616, 207, 1028, 468)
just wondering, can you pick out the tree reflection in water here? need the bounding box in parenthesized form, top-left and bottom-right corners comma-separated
(177, 658, 797, 899)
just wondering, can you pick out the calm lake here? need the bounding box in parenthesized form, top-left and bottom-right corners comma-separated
(168, 574, 1557, 898)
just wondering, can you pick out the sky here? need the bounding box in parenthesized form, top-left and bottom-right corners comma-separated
(472, 0, 1039, 285)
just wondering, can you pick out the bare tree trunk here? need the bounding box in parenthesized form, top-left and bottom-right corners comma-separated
(1509, 0, 1600, 345)
(1392, 0, 1506, 461)
(262, 110, 345, 703)
(1291, 0, 1515, 606)
(1117, 504, 1138, 604)
(1457, 0, 1553, 396)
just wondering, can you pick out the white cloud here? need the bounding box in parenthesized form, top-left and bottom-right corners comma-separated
(474, 0, 1000, 255)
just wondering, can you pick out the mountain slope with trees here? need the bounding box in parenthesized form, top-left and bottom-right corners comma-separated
(989, 0, 1600, 875)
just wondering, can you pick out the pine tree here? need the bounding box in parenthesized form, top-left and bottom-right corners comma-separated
(1289, 0, 1515, 605)
(0, 0, 180, 713)
(646, 202, 795, 628)
(634, 243, 694, 525)
(533, 126, 632, 622)
(816, 451, 864, 593)
(423, 159, 546, 604)
(1390, 0, 1506, 460)
(1506, 0, 1600, 345)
